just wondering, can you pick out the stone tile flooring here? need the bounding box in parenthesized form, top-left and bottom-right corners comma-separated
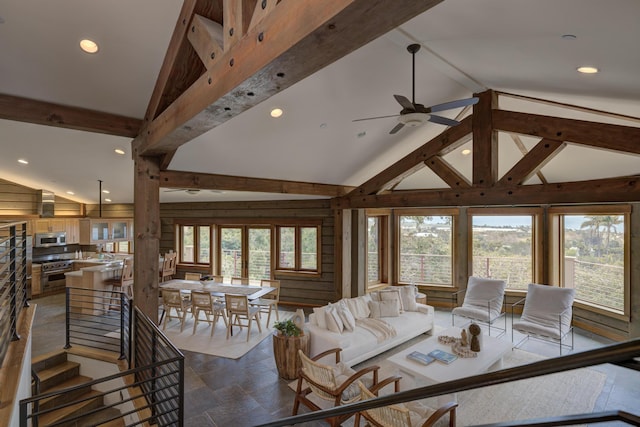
(31, 294, 640, 426)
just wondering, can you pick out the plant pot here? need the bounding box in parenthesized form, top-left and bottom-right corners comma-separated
(272, 331, 309, 380)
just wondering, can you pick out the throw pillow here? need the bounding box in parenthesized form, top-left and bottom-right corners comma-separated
(325, 304, 344, 333)
(398, 285, 419, 312)
(313, 306, 328, 329)
(379, 288, 404, 312)
(368, 300, 400, 318)
(337, 304, 356, 332)
(344, 297, 367, 320)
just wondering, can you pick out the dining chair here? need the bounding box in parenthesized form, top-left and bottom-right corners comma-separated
(293, 348, 382, 427)
(211, 275, 224, 282)
(162, 289, 191, 332)
(354, 382, 458, 427)
(160, 252, 177, 282)
(250, 279, 281, 326)
(104, 257, 134, 310)
(225, 294, 262, 341)
(231, 277, 249, 285)
(184, 272, 201, 281)
(191, 291, 227, 336)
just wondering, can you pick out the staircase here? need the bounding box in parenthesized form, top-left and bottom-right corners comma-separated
(32, 350, 124, 427)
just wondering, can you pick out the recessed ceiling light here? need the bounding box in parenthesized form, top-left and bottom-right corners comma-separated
(18, 159, 29, 164)
(102, 190, 110, 194)
(270, 108, 283, 118)
(577, 66, 599, 74)
(461, 149, 471, 156)
(80, 39, 99, 54)
(114, 148, 125, 155)
(66, 191, 75, 195)
(104, 198, 112, 202)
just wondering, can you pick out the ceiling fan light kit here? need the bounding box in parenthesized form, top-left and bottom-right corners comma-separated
(353, 43, 479, 134)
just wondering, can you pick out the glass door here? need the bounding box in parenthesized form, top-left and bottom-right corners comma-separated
(218, 226, 272, 283)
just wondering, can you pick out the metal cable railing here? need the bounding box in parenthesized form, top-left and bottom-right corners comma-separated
(21, 302, 184, 426)
(256, 338, 640, 427)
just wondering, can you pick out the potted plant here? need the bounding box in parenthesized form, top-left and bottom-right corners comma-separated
(273, 319, 303, 337)
(272, 318, 309, 380)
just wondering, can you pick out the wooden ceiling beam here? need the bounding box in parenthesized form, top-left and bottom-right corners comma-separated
(333, 176, 640, 209)
(187, 14, 224, 70)
(509, 133, 548, 184)
(249, 0, 278, 31)
(497, 138, 565, 186)
(494, 110, 640, 154)
(159, 169, 355, 197)
(351, 115, 473, 197)
(472, 90, 498, 186)
(424, 156, 471, 189)
(133, 0, 442, 157)
(0, 94, 141, 138)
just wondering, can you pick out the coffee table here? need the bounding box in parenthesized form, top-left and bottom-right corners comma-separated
(388, 326, 512, 401)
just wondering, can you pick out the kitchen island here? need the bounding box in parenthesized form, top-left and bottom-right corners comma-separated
(65, 259, 125, 315)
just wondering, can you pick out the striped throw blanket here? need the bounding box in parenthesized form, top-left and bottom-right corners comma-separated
(356, 318, 397, 343)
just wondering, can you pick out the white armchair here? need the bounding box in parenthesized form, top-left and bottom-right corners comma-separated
(511, 283, 576, 354)
(452, 276, 507, 337)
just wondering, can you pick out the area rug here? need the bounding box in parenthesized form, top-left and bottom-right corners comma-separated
(288, 349, 606, 426)
(161, 310, 292, 359)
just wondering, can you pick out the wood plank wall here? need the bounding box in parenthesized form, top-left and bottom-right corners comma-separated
(0, 178, 83, 218)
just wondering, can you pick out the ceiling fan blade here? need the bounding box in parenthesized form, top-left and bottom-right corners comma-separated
(352, 114, 400, 122)
(427, 115, 460, 127)
(393, 95, 415, 111)
(427, 97, 479, 113)
(389, 122, 405, 134)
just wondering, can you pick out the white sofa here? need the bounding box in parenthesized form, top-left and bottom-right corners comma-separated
(306, 286, 434, 367)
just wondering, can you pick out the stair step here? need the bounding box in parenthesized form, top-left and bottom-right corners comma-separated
(38, 390, 104, 427)
(78, 407, 125, 427)
(32, 350, 68, 372)
(36, 361, 81, 392)
(39, 375, 95, 410)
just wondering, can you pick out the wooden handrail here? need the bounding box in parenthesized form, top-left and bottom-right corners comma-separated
(256, 338, 640, 427)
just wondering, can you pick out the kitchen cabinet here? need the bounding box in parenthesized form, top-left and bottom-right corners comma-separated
(34, 219, 66, 233)
(65, 219, 80, 244)
(31, 264, 42, 296)
(79, 219, 132, 244)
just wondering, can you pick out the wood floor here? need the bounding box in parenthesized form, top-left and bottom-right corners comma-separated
(31, 294, 640, 427)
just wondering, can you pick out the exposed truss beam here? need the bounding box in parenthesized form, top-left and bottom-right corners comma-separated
(509, 133, 548, 184)
(0, 94, 141, 138)
(133, 0, 442, 157)
(159, 170, 355, 197)
(350, 116, 473, 197)
(334, 176, 640, 209)
(498, 138, 565, 186)
(494, 110, 640, 154)
(424, 156, 471, 189)
(472, 90, 498, 186)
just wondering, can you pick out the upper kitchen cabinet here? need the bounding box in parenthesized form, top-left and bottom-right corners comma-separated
(79, 219, 132, 244)
(34, 218, 80, 243)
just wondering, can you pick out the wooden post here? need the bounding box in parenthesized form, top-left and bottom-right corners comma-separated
(133, 154, 161, 322)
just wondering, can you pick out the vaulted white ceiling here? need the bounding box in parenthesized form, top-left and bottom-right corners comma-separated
(1, 0, 639, 205)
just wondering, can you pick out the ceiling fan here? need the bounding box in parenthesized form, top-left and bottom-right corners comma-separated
(353, 43, 479, 134)
(163, 188, 224, 195)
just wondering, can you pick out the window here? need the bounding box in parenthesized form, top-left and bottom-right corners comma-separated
(470, 209, 539, 290)
(550, 207, 629, 315)
(219, 226, 271, 282)
(396, 211, 455, 286)
(366, 212, 389, 287)
(179, 225, 210, 265)
(276, 225, 320, 273)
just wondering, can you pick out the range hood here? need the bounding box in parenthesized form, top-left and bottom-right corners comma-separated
(38, 189, 55, 218)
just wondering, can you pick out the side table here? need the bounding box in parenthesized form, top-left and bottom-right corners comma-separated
(416, 292, 427, 304)
(272, 331, 310, 380)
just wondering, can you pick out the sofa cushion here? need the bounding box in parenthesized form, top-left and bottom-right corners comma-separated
(398, 285, 419, 312)
(325, 304, 344, 333)
(337, 302, 356, 332)
(345, 296, 370, 320)
(379, 288, 404, 312)
(369, 300, 400, 318)
(313, 306, 328, 329)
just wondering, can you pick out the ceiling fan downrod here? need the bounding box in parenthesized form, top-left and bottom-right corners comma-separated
(407, 43, 421, 105)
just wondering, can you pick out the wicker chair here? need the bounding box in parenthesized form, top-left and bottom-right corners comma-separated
(161, 289, 191, 332)
(184, 272, 201, 281)
(354, 382, 458, 427)
(293, 348, 382, 427)
(250, 279, 280, 326)
(191, 291, 227, 336)
(225, 294, 262, 341)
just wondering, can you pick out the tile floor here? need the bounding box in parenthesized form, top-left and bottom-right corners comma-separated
(30, 294, 640, 426)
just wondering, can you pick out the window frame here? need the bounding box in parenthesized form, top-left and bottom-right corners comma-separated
(275, 223, 321, 275)
(394, 208, 458, 288)
(468, 207, 542, 290)
(177, 224, 211, 266)
(366, 209, 390, 289)
(548, 205, 630, 320)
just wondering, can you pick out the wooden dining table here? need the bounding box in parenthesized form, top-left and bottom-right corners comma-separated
(159, 279, 275, 300)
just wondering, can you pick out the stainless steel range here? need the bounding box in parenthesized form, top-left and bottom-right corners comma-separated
(39, 259, 74, 294)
